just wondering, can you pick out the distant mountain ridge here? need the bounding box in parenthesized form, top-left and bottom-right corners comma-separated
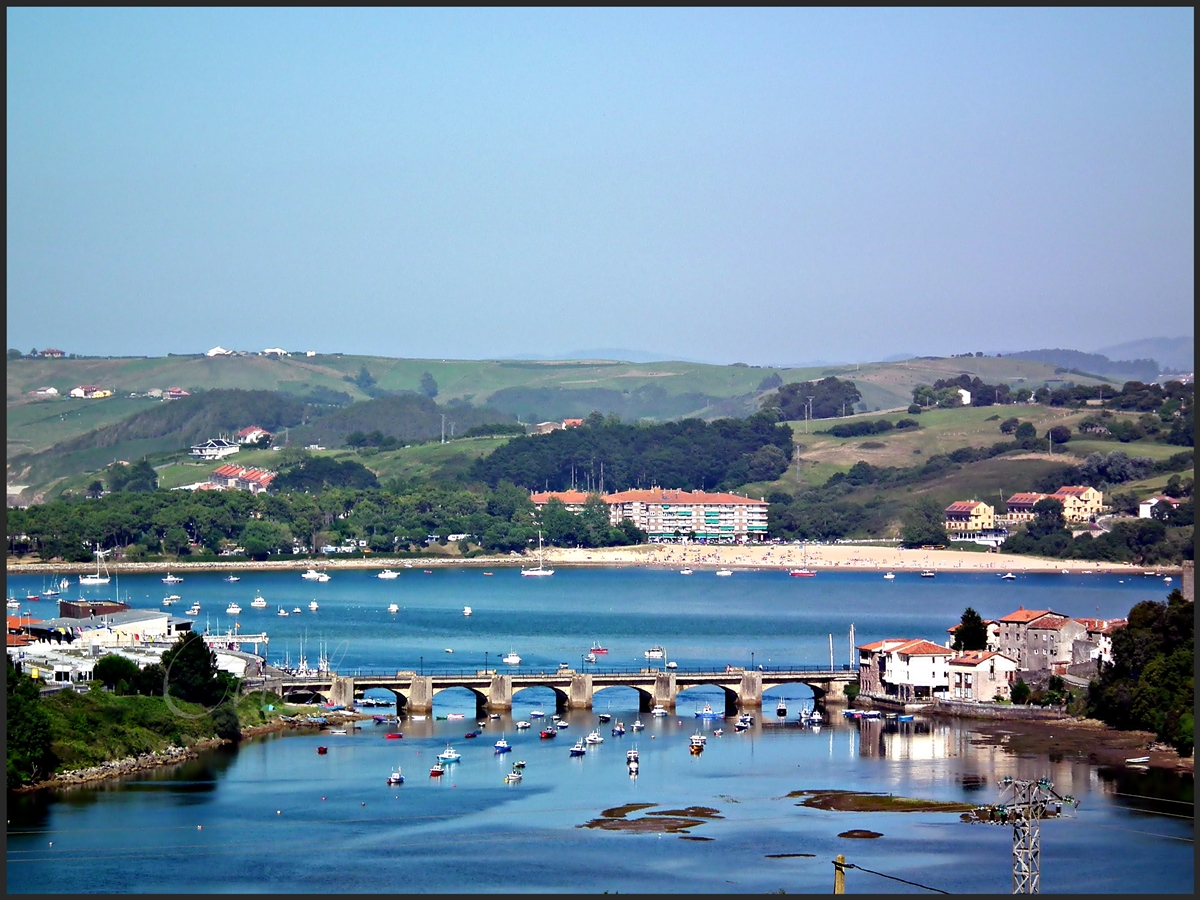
(999, 348, 1160, 383)
(1095, 336, 1193, 372)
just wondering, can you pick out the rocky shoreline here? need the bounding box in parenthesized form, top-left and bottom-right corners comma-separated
(16, 738, 227, 793)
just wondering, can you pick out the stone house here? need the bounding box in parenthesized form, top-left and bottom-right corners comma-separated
(947, 651, 1019, 701)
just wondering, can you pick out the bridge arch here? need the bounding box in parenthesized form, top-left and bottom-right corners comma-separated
(675, 682, 740, 716)
(431, 683, 489, 713)
(280, 686, 328, 704)
(592, 683, 653, 713)
(512, 683, 570, 711)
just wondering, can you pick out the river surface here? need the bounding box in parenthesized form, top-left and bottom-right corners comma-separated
(6, 568, 1193, 893)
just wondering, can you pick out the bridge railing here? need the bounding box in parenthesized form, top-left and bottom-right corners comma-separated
(263, 663, 857, 681)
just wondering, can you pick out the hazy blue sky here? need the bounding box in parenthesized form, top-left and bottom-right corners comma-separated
(7, 8, 1194, 365)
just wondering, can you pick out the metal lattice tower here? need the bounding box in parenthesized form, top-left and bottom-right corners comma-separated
(994, 776, 1078, 894)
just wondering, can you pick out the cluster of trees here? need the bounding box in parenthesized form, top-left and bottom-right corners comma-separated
(912, 374, 1016, 408)
(538, 496, 647, 548)
(104, 459, 159, 493)
(820, 418, 919, 438)
(272, 454, 379, 492)
(1029, 450, 1192, 494)
(471, 411, 794, 493)
(5, 478, 654, 561)
(1087, 589, 1193, 756)
(1003, 348, 1161, 383)
(289, 393, 517, 448)
(1003, 499, 1192, 564)
(762, 377, 863, 421)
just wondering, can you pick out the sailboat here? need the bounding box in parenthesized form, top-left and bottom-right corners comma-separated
(520, 530, 554, 577)
(789, 545, 816, 576)
(78, 546, 111, 585)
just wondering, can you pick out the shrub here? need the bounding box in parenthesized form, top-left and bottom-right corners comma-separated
(1010, 679, 1031, 705)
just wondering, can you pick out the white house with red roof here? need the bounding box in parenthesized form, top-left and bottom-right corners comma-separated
(236, 426, 272, 445)
(1139, 496, 1181, 519)
(857, 638, 953, 702)
(948, 651, 1019, 701)
(1025, 615, 1087, 672)
(206, 464, 276, 494)
(1071, 617, 1127, 666)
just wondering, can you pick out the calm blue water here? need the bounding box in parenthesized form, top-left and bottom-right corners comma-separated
(6, 568, 1193, 893)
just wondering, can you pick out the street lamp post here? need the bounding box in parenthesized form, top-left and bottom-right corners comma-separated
(751, 650, 755, 670)
(420, 655, 423, 675)
(485, 651, 488, 673)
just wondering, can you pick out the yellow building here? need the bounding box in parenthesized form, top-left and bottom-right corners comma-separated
(1049, 485, 1104, 523)
(944, 500, 995, 536)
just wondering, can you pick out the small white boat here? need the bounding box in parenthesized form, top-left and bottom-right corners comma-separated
(301, 568, 325, 581)
(1164, 576, 1173, 583)
(689, 734, 706, 753)
(226, 602, 242, 615)
(1000, 572, 1017, 580)
(585, 729, 604, 744)
(387, 769, 404, 785)
(250, 595, 268, 608)
(328, 727, 347, 735)
(626, 748, 639, 763)
(292, 607, 302, 614)
(463, 606, 472, 616)
(680, 568, 693, 575)
(387, 603, 400, 613)
(1125, 756, 1151, 764)
(666, 661, 678, 670)
(276, 606, 289, 617)
(631, 718, 645, 731)
(569, 739, 587, 756)
(528, 710, 545, 718)
(504, 769, 523, 783)
(502, 651, 521, 665)
(186, 604, 201, 616)
(494, 738, 511, 752)
(437, 745, 460, 762)
(651, 705, 668, 717)
(715, 569, 732, 577)
(883, 572, 895, 580)
(444, 648, 453, 653)
(645, 646, 665, 660)
(776, 699, 787, 717)
(308, 600, 319, 611)
(162, 595, 181, 606)
(521, 530, 555, 577)
(584, 653, 597, 664)
(377, 569, 399, 579)
(920, 570, 936, 578)
(7, 598, 22, 609)
(162, 573, 184, 585)
(516, 721, 531, 730)
(224, 575, 241, 583)
(695, 703, 720, 718)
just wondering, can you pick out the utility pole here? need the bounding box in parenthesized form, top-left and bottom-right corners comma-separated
(991, 776, 1078, 894)
(828, 633, 834, 670)
(441, 414, 446, 444)
(848, 624, 855, 668)
(834, 854, 846, 894)
(806, 396, 815, 433)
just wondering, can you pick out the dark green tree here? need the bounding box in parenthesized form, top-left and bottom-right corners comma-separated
(6, 657, 55, 788)
(93, 654, 141, 693)
(419, 372, 438, 398)
(1014, 421, 1037, 441)
(160, 632, 237, 707)
(1027, 497, 1066, 538)
(8, 348, 23, 361)
(900, 497, 949, 547)
(952, 607, 988, 652)
(1010, 679, 1031, 705)
(354, 366, 376, 390)
(999, 417, 1019, 434)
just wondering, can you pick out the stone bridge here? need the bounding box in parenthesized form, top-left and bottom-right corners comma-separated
(249, 665, 857, 715)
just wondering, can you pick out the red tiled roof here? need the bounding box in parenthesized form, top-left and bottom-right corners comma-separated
(7, 634, 33, 646)
(999, 606, 1052, 623)
(605, 489, 766, 506)
(945, 501, 986, 514)
(1074, 617, 1126, 634)
(237, 426, 269, 437)
(531, 490, 590, 505)
(7, 616, 43, 629)
(857, 639, 899, 652)
(949, 651, 1015, 666)
(1051, 485, 1093, 498)
(893, 639, 952, 657)
(1028, 615, 1074, 631)
(1006, 493, 1047, 507)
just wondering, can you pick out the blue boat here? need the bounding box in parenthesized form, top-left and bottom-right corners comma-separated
(695, 703, 722, 718)
(897, 714, 914, 722)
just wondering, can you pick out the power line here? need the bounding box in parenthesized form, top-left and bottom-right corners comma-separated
(834, 859, 950, 894)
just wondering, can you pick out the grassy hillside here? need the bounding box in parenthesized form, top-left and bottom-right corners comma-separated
(7, 352, 1129, 501)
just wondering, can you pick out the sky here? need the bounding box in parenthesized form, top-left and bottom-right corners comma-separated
(6, 9, 1194, 366)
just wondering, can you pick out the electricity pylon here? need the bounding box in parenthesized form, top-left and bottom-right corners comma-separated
(994, 776, 1078, 893)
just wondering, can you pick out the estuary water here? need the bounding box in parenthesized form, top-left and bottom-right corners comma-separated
(6, 568, 1193, 894)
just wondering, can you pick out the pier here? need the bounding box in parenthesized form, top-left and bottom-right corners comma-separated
(248, 665, 857, 714)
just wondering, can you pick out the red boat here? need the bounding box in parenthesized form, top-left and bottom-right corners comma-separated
(589, 641, 608, 654)
(317, 746, 328, 754)
(430, 764, 445, 777)
(385, 733, 403, 740)
(540, 727, 558, 739)
(789, 569, 816, 577)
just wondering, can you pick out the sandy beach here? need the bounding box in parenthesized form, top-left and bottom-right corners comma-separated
(6, 544, 1168, 575)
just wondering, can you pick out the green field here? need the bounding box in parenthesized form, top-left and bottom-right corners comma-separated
(5, 352, 1138, 501)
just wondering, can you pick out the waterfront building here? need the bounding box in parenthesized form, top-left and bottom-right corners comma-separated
(1071, 618, 1127, 666)
(529, 489, 589, 513)
(1024, 615, 1087, 673)
(1048, 485, 1104, 523)
(529, 488, 769, 543)
(947, 651, 1018, 701)
(943, 500, 995, 537)
(996, 606, 1071, 670)
(1001, 492, 1046, 524)
(857, 639, 953, 702)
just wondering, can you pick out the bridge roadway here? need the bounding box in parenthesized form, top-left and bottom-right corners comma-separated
(248, 665, 858, 715)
